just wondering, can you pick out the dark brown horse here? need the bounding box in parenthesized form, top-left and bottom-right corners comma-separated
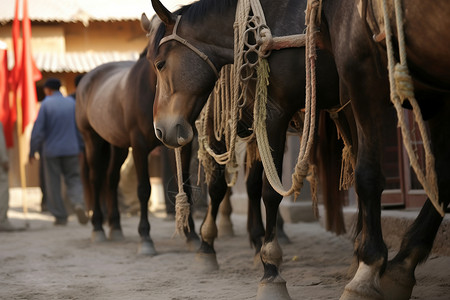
(75, 49, 200, 255)
(318, 1, 450, 299)
(75, 48, 291, 260)
(143, 0, 351, 298)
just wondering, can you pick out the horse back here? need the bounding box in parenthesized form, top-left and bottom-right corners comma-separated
(76, 61, 134, 148)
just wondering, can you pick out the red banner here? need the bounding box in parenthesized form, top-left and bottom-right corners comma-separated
(9, 0, 42, 134)
(20, 0, 42, 132)
(0, 46, 14, 148)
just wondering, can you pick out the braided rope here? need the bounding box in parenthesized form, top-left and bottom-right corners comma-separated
(381, 0, 444, 216)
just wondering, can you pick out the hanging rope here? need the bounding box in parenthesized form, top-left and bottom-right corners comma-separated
(173, 147, 190, 237)
(327, 100, 356, 190)
(381, 0, 444, 216)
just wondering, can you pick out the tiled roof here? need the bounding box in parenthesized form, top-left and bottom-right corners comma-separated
(0, 0, 193, 24)
(7, 51, 140, 73)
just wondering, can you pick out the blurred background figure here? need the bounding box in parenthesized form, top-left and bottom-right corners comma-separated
(29, 78, 88, 226)
(0, 121, 18, 231)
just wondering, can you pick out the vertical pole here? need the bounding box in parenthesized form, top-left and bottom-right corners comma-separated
(15, 92, 29, 225)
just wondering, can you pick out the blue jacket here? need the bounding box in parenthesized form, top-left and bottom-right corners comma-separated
(30, 91, 83, 158)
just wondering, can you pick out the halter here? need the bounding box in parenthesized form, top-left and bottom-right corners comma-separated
(159, 15, 220, 79)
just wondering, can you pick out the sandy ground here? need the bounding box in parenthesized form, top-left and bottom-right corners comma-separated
(1, 190, 449, 300)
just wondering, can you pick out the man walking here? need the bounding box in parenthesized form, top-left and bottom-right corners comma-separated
(29, 78, 88, 225)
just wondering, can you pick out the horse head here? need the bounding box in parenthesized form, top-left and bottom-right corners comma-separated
(141, 0, 222, 148)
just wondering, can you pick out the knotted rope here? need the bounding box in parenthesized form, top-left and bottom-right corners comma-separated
(173, 147, 190, 237)
(381, 0, 444, 216)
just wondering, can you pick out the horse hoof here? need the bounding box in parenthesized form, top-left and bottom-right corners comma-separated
(253, 253, 263, 269)
(195, 252, 219, 272)
(256, 276, 291, 300)
(340, 280, 383, 300)
(218, 218, 234, 238)
(380, 263, 415, 300)
(91, 230, 107, 243)
(109, 229, 125, 241)
(186, 237, 201, 252)
(138, 240, 157, 256)
(340, 260, 384, 300)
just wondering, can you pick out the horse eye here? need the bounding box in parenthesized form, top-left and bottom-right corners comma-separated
(155, 61, 165, 71)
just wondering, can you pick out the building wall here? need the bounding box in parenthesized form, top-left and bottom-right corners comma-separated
(1, 19, 148, 187)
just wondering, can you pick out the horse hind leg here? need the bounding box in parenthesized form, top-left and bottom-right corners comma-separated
(380, 99, 450, 300)
(105, 145, 128, 241)
(84, 131, 110, 242)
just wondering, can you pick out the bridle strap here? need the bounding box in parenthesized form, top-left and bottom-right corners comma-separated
(159, 15, 220, 79)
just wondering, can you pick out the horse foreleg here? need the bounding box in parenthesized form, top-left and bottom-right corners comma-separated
(180, 145, 200, 249)
(246, 158, 265, 264)
(197, 164, 228, 272)
(132, 147, 156, 255)
(218, 187, 234, 237)
(340, 104, 388, 299)
(257, 175, 291, 300)
(381, 101, 450, 300)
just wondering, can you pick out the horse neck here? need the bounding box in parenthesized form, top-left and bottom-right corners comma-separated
(181, 0, 301, 69)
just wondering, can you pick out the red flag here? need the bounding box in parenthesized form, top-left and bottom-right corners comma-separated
(0, 45, 14, 148)
(20, 0, 42, 132)
(8, 0, 20, 135)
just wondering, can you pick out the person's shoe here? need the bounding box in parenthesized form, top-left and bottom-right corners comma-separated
(54, 218, 68, 226)
(74, 205, 89, 225)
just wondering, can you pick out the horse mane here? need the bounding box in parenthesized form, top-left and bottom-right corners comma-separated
(152, 0, 236, 53)
(179, 0, 236, 23)
(139, 47, 148, 59)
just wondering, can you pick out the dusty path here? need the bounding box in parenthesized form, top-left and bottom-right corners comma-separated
(1, 191, 449, 300)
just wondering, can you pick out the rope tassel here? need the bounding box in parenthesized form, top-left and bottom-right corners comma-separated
(174, 147, 190, 237)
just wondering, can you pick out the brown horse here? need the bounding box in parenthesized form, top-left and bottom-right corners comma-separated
(143, 0, 352, 298)
(75, 49, 200, 255)
(318, 0, 450, 299)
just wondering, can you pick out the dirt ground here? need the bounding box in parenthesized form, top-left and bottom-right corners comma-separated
(1, 189, 449, 300)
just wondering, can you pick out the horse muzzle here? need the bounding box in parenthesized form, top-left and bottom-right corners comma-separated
(154, 117, 193, 148)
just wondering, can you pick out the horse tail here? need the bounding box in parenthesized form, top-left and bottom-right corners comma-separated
(314, 110, 347, 235)
(79, 149, 94, 212)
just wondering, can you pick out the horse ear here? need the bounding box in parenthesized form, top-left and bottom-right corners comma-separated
(141, 13, 151, 32)
(151, 0, 176, 25)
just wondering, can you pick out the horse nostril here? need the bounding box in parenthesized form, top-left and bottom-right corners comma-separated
(155, 128, 163, 141)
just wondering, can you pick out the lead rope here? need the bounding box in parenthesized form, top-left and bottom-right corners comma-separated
(173, 147, 190, 237)
(253, 0, 320, 199)
(381, 0, 444, 216)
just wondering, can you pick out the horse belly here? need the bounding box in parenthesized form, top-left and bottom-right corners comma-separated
(88, 102, 130, 148)
(398, 0, 450, 87)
